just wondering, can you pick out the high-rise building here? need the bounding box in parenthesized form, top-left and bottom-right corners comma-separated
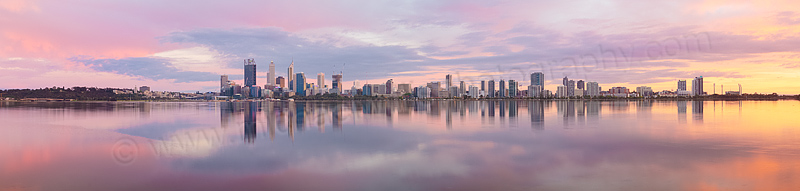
(331, 74, 343, 94)
(445, 74, 453, 89)
(426, 82, 441, 92)
(678, 80, 687, 91)
(362, 84, 373, 96)
(557, 85, 568, 98)
(220, 75, 229, 94)
(586, 82, 599, 96)
(692, 76, 704, 96)
(487, 80, 495, 98)
(563, 76, 569, 86)
(244, 58, 256, 87)
(287, 59, 294, 91)
(577, 80, 584, 90)
(469, 85, 479, 98)
(508, 80, 517, 97)
(385, 79, 394, 94)
(268, 61, 275, 85)
(637, 86, 654, 97)
(317, 73, 325, 89)
(276, 76, 285, 88)
(398, 84, 411, 94)
(567, 80, 575, 96)
(459, 81, 466, 97)
(528, 85, 542, 98)
(295, 72, 306, 96)
(416, 86, 430, 98)
(481, 80, 486, 91)
(499, 80, 506, 98)
(531, 72, 544, 93)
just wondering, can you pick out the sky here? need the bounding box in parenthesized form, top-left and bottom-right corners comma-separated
(1, 0, 799, 94)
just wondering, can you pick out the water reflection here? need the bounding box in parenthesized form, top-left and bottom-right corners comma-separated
(6, 100, 800, 190)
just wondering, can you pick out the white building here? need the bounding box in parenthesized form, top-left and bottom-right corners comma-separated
(528, 85, 542, 98)
(586, 82, 599, 96)
(469, 85, 479, 98)
(557, 85, 568, 98)
(416, 86, 431, 98)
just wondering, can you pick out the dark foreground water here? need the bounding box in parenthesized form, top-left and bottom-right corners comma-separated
(1, 100, 800, 191)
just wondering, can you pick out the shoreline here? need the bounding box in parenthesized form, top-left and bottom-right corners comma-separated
(2, 97, 798, 103)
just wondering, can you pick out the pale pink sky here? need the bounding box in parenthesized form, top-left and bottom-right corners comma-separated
(1, 0, 800, 94)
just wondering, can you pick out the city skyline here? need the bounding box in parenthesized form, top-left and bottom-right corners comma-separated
(2, 1, 800, 94)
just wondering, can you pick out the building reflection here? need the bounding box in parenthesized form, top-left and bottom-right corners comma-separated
(677, 101, 687, 123)
(692, 101, 704, 122)
(244, 102, 257, 143)
(208, 100, 696, 142)
(529, 101, 545, 130)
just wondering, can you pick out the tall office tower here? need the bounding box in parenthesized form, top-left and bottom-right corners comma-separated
(244, 58, 257, 87)
(678, 80, 687, 91)
(563, 76, 569, 86)
(220, 75, 229, 93)
(317, 73, 325, 89)
(331, 74, 343, 94)
(268, 61, 276, 85)
(531, 72, 545, 92)
(488, 80, 496, 98)
(577, 80, 584, 90)
(692, 76, 704, 96)
(446, 74, 453, 89)
(276, 76, 285, 88)
(288, 60, 294, 91)
(481, 80, 486, 91)
(586, 82, 599, 96)
(499, 80, 506, 98)
(508, 80, 517, 97)
(459, 81, 466, 97)
(385, 79, 394, 94)
(295, 72, 306, 96)
(567, 80, 575, 96)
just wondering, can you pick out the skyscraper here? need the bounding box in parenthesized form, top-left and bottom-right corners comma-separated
(508, 80, 517, 97)
(268, 61, 275, 85)
(499, 80, 506, 98)
(531, 72, 544, 92)
(692, 76, 704, 96)
(557, 85, 568, 98)
(481, 80, 486, 91)
(244, 58, 256, 87)
(332, 74, 343, 94)
(317, 73, 325, 89)
(276, 76, 285, 88)
(459, 81, 466, 97)
(577, 80, 584, 90)
(567, 80, 575, 96)
(385, 79, 394, 94)
(586, 82, 599, 96)
(220, 75, 229, 94)
(487, 80, 495, 98)
(678, 80, 687, 91)
(563, 76, 569, 86)
(445, 74, 453, 89)
(288, 59, 294, 91)
(295, 72, 306, 96)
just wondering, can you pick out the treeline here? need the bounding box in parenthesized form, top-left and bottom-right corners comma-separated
(0, 87, 146, 101)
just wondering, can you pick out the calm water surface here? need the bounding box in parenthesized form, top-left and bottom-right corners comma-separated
(1, 100, 800, 191)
